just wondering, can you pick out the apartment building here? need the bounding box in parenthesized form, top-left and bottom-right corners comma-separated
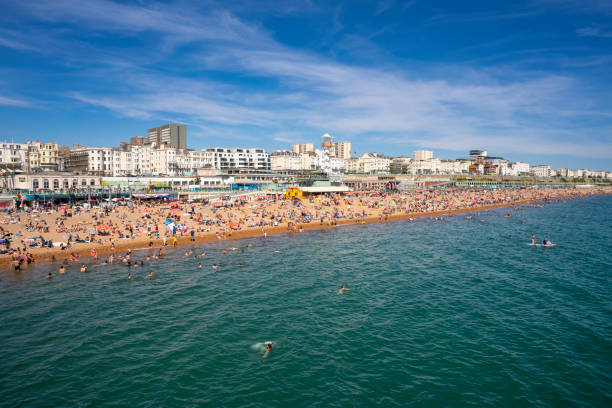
(531, 165, 552, 177)
(390, 157, 413, 174)
(331, 141, 351, 159)
(270, 150, 302, 171)
(414, 150, 433, 161)
(205, 148, 270, 171)
(291, 143, 314, 154)
(0, 142, 28, 168)
(345, 153, 390, 174)
(147, 124, 187, 149)
(27, 141, 59, 171)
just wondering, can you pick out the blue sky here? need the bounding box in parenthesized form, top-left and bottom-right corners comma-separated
(1, 0, 611, 170)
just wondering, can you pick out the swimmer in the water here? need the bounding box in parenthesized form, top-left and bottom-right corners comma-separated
(146, 271, 153, 279)
(274, 249, 280, 253)
(198, 262, 202, 268)
(128, 272, 132, 280)
(236, 263, 244, 267)
(47, 272, 53, 279)
(338, 285, 349, 294)
(80, 265, 87, 273)
(531, 234, 536, 245)
(59, 265, 66, 274)
(212, 264, 218, 269)
(263, 342, 272, 358)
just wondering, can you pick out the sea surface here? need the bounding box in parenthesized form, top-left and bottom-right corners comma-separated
(1, 195, 611, 407)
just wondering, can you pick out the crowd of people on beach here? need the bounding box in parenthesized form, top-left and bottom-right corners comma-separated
(2, 186, 609, 271)
(3, 185, 611, 358)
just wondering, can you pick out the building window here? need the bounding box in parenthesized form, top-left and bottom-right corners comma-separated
(72, 179, 78, 187)
(81, 179, 87, 186)
(90, 179, 95, 186)
(33, 179, 39, 189)
(53, 179, 59, 189)
(43, 179, 49, 189)
(63, 180, 69, 189)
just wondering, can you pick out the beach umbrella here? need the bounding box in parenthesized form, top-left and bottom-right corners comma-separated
(227, 222, 239, 229)
(59, 205, 70, 210)
(97, 224, 109, 231)
(170, 208, 181, 214)
(170, 200, 183, 205)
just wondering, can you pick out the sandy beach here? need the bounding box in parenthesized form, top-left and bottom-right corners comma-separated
(2, 186, 610, 268)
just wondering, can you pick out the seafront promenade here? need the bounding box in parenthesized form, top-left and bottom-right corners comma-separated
(2, 186, 610, 267)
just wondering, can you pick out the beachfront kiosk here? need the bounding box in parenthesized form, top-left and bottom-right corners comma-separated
(285, 187, 303, 200)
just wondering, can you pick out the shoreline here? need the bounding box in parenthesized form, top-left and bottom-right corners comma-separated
(3, 194, 606, 269)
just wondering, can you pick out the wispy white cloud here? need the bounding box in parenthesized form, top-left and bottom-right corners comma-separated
(0, 95, 29, 107)
(272, 131, 309, 144)
(3, 0, 612, 160)
(535, 0, 612, 15)
(0, 33, 31, 51)
(576, 25, 612, 38)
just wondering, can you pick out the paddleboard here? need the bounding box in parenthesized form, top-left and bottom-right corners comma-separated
(527, 243, 556, 247)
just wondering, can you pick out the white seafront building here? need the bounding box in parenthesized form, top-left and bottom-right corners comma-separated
(61, 145, 214, 177)
(531, 165, 552, 178)
(0, 142, 29, 168)
(509, 162, 530, 176)
(345, 153, 390, 174)
(270, 150, 302, 171)
(205, 148, 270, 171)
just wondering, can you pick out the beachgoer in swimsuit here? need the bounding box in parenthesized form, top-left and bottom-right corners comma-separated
(263, 343, 272, 358)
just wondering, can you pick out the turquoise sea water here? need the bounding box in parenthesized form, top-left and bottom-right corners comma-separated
(1, 195, 611, 407)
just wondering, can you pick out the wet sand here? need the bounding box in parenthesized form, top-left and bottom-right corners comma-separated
(0, 196, 586, 268)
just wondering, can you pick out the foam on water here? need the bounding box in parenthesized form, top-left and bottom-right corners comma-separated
(251, 342, 274, 353)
